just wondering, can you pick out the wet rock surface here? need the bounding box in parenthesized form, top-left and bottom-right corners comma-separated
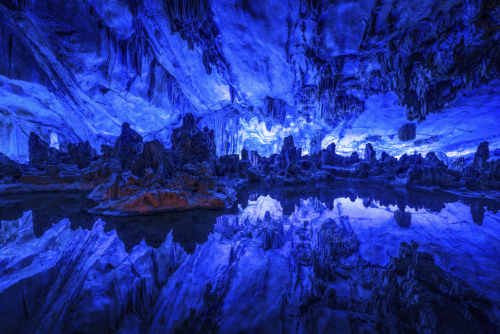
(1, 0, 500, 330)
(0, 115, 237, 215)
(367, 241, 498, 333)
(3, 132, 500, 212)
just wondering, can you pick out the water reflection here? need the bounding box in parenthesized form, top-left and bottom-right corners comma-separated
(0, 192, 238, 253)
(1, 182, 500, 330)
(1, 181, 499, 253)
(238, 181, 500, 224)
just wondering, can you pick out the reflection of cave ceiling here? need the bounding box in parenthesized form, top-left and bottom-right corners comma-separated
(1, 0, 499, 160)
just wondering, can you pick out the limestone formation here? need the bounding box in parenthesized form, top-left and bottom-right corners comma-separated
(394, 209, 411, 227)
(398, 123, 417, 141)
(171, 115, 216, 166)
(364, 143, 376, 161)
(67, 141, 97, 169)
(367, 241, 497, 333)
(28, 132, 68, 169)
(473, 141, 490, 170)
(112, 123, 144, 171)
(0, 152, 22, 181)
(131, 140, 173, 179)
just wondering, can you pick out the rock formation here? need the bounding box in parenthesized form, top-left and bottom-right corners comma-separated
(0, 152, 22, 182)
(28, 132, 69, 169)
(1, 192, 499, 333)
(394, 209, 411, 227)
(67, 141, 97, 169)
(364, 143, 376, 161)
(398, 123, 417, 141)
(131, 140, 173, 179)
(88, 115, 236, 215)
(367, 241, 498, 333)
(112, 123, 144, 171)
(473, 141, 490, 170)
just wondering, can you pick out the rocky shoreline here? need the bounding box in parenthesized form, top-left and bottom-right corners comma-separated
(1, 113, 500, 216)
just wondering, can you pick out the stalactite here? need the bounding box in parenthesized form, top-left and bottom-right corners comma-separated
(309, 132, 324, 154)
(12, 0, 33, 10)
(264, 98, 287, 127)
(200, 109, 241, 156)
(230, 86, 236, 104)
(161, 69, 193, 116)
(162, 0, 230, 76)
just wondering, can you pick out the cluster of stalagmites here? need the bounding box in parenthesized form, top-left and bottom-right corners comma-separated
(86, 115, 236, 215)
(2, 122, 500, 206)
(216, 135, 500, 192)
(0, 114, 236, 215)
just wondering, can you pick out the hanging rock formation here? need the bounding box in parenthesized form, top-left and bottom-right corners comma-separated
(398, 123, 417, 142)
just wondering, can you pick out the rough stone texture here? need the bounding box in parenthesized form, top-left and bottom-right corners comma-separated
(364, 143, 376, 161)
(171, 115, 216, 166)
(83, 158, 123, 188)
(247, 167, 262, 182)
(463, 166, 480, 179)
(112, 123, 144, 171)
(170, 113, 200, 151)
(414, 135, 442, 147)
(28, 132, 67, 169)
(473, 141, 490, 170)
(90, 162, 236, 215)
(320, 143, 336, 167)
(249, 151, 260, 167)
(1, 0, 500, 163)
(367, 241, 497, 334)
(357, 161, 371, 178)
(279, 135, 298, 169)
(131, 140, 173, 180)
(241, 148, 249, 161)
(217, 154, 240, 175)
(0, 164, 89, 193)
(67, 141, 97, 169)
(86, 118, 236, 215)
(0, 152, 22, 181)
(448, 168, 463, 181)
(398, 123, 417, 141)
(394, 209, 411, 227)
(1, 192, 500, 333)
